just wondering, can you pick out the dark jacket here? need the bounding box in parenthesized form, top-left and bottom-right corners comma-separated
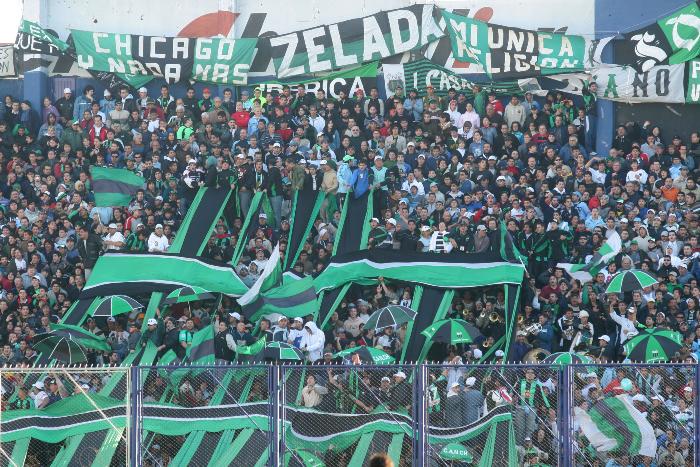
(77, 233, 102, 268)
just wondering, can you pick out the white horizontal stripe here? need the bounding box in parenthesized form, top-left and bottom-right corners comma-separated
(327, 259, 524, 270)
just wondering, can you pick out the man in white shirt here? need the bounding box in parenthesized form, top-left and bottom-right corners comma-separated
(609, 306, 639, 349)
(103, 223, 125, 251)
(148, 224, 169, 253)
(31, 381, 50, 409)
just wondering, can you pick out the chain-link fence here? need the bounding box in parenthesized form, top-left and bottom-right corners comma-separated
(280, 364, 416, 467)
(0, 366, 130, 467)
(2, 363, 699, 466)
(567, 363, 697, 467)
(138, 364, 272, 467)
(421, 364, 559, 466)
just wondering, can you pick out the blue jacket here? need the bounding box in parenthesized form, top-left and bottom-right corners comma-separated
(73, 95, 93, 122)
(350, 167, 371, 198)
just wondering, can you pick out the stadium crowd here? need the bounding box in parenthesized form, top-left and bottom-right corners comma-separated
(0, 80, 699, 466)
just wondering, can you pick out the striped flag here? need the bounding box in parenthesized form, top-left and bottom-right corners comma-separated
(574, 394, 655, 458)
(239, 244, 317, 320)
(186, 323, 215, 365)
(91, 166, 144, 207)
(557, 231, 621, 283)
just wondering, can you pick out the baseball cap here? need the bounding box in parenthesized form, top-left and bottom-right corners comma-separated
(488, 155, 497, 161)
(420, 225, 431, 232)
(495, 350, 505, 357)
(386, 218, 397, 226)
(107, 316, 116, 322)
(147, 318, 158, 326)
(138, 87, 147, 93)
(371, 217, 380, 223)
(272, 142, 281, 148)
(103, 89, 111, 96)
(33, 381, 45, 389)
(393, 371, 407, 379)
(578, 310, 589, 318)
(476, 225, 487, 231)
(599, 335, 610, 342)
(63, 88, 72, 94)
(259, 213, 267, 219)
(465, 376, 476, 387)
(294, 317, 304, 323)
(229, 312, 242, 320)
(155, 224, 163, 229)
(108, 223, 117, 229)
(473, 349, 483, 359)
(342, 155, 354, 162)
(381, 376, 391, 382)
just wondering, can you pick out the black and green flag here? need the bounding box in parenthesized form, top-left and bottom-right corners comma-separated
(91, 166, 144, 207)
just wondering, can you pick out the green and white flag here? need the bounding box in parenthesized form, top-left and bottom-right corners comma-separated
(575, 395, 656, 457)
(441, 9, 612, 78)
(91, 166, 144, 207)
(72, 29, 256, 85)
(620, 1, 700, 72)
(557, 230, 621, 283)
(18, 19, 69, 53)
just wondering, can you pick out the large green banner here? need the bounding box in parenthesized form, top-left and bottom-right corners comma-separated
(72, 30, 256, 85)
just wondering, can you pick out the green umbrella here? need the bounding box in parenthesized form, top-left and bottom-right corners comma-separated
(623, 328, 683, 362)
(421, 319, 482, 345)
(542, 352, 593, 367)
(440, 443, 473, 462)
(284, 450, 325, 467)
(333, 346, 395, 364)
(364, 305, 417, 331)
(263, 342, 304, 361)
(163, 286, 215, 305)
(50, 323, 111, 352)
(32, 333, 88, 364)
(92, 295, 143, 317)
(605, 270, 658, 294)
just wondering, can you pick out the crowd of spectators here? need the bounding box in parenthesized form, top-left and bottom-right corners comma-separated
(1, 78, 699, 465)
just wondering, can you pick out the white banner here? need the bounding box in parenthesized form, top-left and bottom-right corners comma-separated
(382, 63, 405, 97)
(0, 45, 16, 76)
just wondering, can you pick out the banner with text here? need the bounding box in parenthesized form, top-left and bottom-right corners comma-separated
(256, 62, 378, 98)
(264, 4, 444, 79)
(0, 46, 16, 77)
(71, 30, 257, 85)
(519, 61, 700, 104)
(440, 10, 611, 79)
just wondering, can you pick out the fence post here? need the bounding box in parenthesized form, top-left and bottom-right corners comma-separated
(414, 364, 426, 466)
(129, 366, 140, 467)
(269, 364, 279, 467)
(559, 364, 571, 466)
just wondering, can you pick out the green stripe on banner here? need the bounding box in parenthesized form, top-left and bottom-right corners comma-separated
(196, 190, 232, 256)
(285, 190, 326, 270)
(416, 289, 455, 363)
(332, 193, 351, 256)
(231, 191, 265, 265)
(360, 189, 375, 249)
(589, 399, 629, 452)
(503, 285, 521, 362)
(478, 424, 497, 467)
(258, 61, 378, 87)
(169, 188, 207, 253)
(318, 282, 352, 327)
(314, 259, 525, 292)
(400, 285, 423, 363)
(83, 254, 248, 297)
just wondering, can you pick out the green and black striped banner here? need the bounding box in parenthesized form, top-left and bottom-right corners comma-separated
(91, 166, 144, 207)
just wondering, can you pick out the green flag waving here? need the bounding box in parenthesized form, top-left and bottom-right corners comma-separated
(91, 166, 144, 207)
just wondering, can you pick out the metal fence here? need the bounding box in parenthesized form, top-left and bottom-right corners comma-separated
(1, 363, 698, 466)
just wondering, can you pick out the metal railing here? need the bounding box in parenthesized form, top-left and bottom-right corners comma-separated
(1, 363, 698, 466)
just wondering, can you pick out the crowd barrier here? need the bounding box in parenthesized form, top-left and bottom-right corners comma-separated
(1, 363, 698, 466)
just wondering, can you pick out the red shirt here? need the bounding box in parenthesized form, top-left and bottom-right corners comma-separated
(232, 111, 250, 129)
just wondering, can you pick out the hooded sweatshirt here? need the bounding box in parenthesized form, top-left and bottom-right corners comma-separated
(300, 322, 325, 362)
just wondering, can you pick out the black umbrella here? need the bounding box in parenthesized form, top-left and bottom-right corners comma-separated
(364, 305, 417, 331)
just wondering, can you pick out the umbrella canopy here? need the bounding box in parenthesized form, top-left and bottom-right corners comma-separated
(92, 295, 143, 317)
(263, 342, 304, 361)
(163, 286, 215, 305)
(333, 346, 395, 364)
(364, 305, 417, 331)
(623, 328, 683, 362)
(440, 443, 473, 462)
(32, 333, 88, 364)
(542, 352, 593, 366)
(49, 323, 111, 352)
(421, 319, 482, 345)
(284, 450, 325, 467)
(606, 270, 658, 294)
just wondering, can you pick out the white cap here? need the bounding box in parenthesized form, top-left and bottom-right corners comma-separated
(278, 316, 288, 322)
(381, 376, 391, 382)
(103, 89, 111, 96)
(371, 217, 380, 223)
(229, 312, 242, 320)
(473, 349, 483, 359)
(578, 310, 589, 318)
(495, 350, 505, 357)
(598, 335, 610, 342)
(155, 224, 163, 229)
(272, 142, 281, 147)
(476, 224, 487, 231)
(294, 317, 304, 323)
(138, 87, 148, 93)
(651, 395, 665, 402)
(683, 386, 693, 392)
(496, 176, 506, 181)
(80, 383, 90, 390)
(394, 371, 407, 379)
(63, 87, 72, 94)
(386, 218, 397, 226)
(585, 372, 598, 378)
(451, 382, 460, 389)
(108, 223, 117, 229)
(465, 376, 476, 387)
(259, 213, 267, 219)
(420, 225, 431, 232)
(33, 381, 44, 389)
(147, 318, 158, 326)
